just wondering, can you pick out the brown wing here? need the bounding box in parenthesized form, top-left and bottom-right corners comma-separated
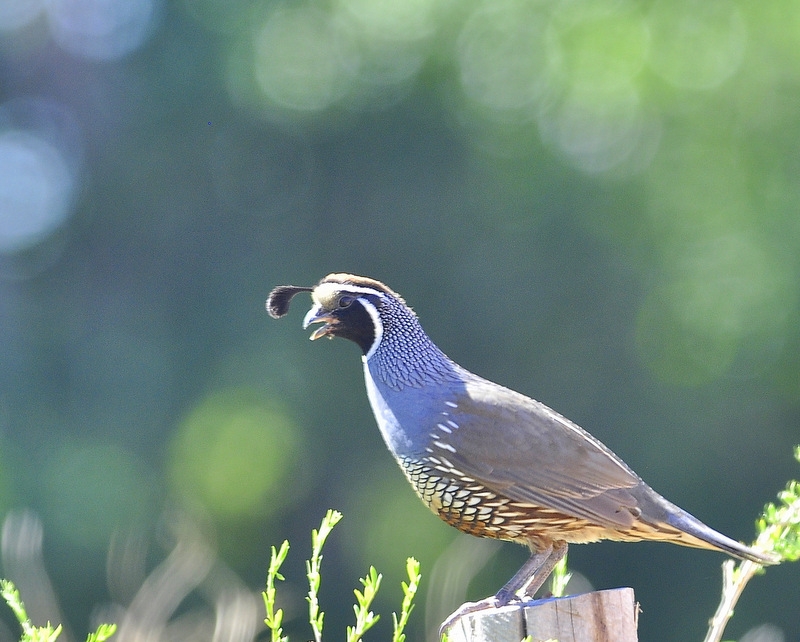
(434, 378, 645, 530)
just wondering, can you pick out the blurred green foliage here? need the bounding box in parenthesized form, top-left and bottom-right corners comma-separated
(42, 441, 157, 550)
(0, 0, 799, 640)
(168, 389, 303, 520)
(0, 580, 115, 642)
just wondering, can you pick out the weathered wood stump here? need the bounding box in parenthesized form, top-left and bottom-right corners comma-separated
(444, 587, 638, 642)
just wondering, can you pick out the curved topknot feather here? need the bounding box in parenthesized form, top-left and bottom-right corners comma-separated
(266, 285, 313, 319)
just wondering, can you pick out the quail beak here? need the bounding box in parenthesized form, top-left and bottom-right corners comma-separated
(302, 305, 336, 340)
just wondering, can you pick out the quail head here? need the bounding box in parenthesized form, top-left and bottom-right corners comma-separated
(267, 273, 778, 626)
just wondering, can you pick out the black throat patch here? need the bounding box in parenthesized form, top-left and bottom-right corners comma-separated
(331, 299, 376, 355)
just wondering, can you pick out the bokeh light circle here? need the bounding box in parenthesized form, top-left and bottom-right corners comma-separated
(538, 0, 656, 174)
(253, 4, 360, 112)
(46, 0, 158, 61)
(0, 130, 74, 254)
(636, 234, 795, 385)
(457, 0, 554, 116)
(546, 0, 650, 94)
(648, 0, 747, 90)
(338, 0, 437, 42)
(540, 83, 650, 173)
(168, 390, 302, 520)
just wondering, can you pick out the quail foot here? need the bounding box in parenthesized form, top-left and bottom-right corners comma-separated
(267, 273, 778, 635)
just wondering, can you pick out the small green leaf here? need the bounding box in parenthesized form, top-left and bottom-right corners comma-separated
(264, 540, 290, 642)
(392, 557, 422, 642)
(85, 623, 117, 642)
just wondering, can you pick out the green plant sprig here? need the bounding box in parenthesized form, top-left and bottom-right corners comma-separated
(549, 553, 571, 599)
(0, 579, 116, 642)
(392, 557, 421, 642)
(704, 445, 800, 642)
(84, 625, 117, 642)
(263, 540, 291, 642)
(347, 566, 382, 642)
(263, 510, 423, 642)
(306, 509, 343, 642)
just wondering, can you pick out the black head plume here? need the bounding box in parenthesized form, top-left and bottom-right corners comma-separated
(266, 285, 313, 318)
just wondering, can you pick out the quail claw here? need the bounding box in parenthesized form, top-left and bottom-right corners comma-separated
(438, 595, 511, 639)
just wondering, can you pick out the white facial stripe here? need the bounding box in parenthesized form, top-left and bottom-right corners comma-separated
(312, 282, 385, 306)
(358, 298, 383, 360)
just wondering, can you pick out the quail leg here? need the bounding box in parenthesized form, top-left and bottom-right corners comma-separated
(438, 541, 568, 637)
(498, 540, 568, 603)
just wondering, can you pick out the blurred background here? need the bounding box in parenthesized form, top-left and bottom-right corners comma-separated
(0, 0, 798, 640)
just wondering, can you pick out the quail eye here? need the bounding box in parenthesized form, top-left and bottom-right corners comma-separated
(338, 295, 355, 308)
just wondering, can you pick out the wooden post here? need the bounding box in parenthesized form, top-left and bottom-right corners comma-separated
(444, 588, 638, 642)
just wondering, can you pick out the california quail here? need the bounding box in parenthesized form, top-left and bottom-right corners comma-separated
(266, 273, 778, 628)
